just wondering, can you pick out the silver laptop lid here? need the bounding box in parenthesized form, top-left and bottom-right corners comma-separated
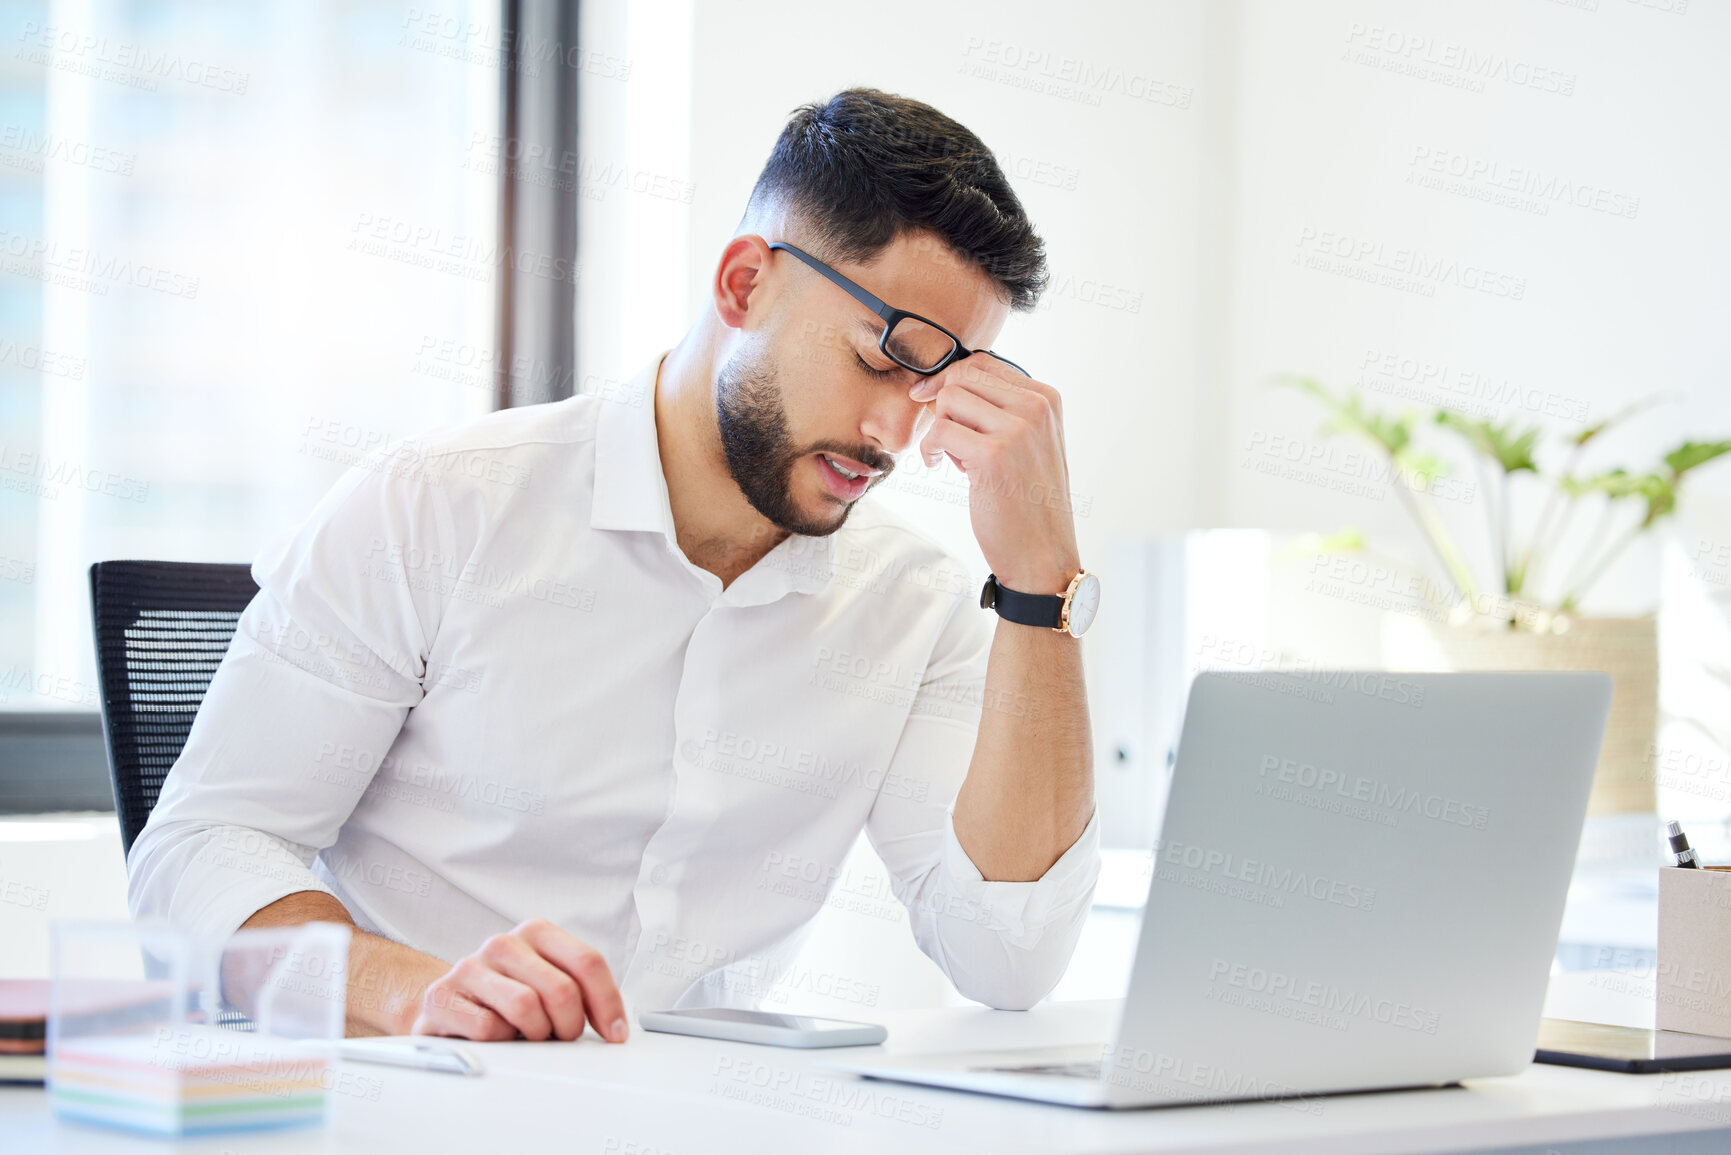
(1104, 670, 1612, 1107)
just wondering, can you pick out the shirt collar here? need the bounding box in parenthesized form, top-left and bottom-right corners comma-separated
(590, 351, 836, 599)
(591, 353, 676, 537)
(730, 530, 838, 602)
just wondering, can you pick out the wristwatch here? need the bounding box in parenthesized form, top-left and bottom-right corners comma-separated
(980, 570, 1101, 637)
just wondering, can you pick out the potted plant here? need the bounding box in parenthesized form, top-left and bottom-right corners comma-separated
(1290, 379, 1730, 816)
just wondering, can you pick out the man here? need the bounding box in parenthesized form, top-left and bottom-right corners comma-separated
(130, 88, 1102, 1044)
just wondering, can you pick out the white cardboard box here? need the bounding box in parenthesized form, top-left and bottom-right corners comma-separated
(1657, 865, 1731, 1036)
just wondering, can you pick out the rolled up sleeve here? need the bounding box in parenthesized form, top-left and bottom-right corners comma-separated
(864, 592, 1101, 1010)
(127, 444, 451, 947)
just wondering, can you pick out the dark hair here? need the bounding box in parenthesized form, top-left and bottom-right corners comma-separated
(746, 88, 1048, 311)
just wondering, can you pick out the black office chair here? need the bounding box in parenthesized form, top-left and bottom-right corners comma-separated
(88, 561, 259, 857)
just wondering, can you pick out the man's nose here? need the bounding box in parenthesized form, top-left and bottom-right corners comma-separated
(862, 385, 928, 456)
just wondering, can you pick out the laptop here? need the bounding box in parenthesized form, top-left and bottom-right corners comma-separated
(828, 669, 1613, 1108)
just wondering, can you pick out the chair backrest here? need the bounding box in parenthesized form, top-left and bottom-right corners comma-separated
(88, 561, 259, 856)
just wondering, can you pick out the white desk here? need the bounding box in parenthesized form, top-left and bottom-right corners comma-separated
(5, 998, 1730, 1154)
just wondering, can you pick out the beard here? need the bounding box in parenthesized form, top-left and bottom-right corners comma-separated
(714, 343, 894, 538)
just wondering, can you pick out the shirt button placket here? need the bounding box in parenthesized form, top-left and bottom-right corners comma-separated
(625, 609, 715, 1000)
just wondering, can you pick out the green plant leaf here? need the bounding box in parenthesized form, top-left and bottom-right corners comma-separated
(1641, 476, 1676, 527)
(1275, 527, 1367, 567)
(1391, 453, 1454, 487)
(1570, 394, 1676, 447)
(1288, 377, 1414, 458)
(1663, 440, 1731, 479)
(1575, 469, 1675, 527)
(1573, 468, 1647, 499)
(1434, 410, 1540, 473)
(1309, 528, 1367, 553)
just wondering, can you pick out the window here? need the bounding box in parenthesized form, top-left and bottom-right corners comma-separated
(0, 0, 498, 710)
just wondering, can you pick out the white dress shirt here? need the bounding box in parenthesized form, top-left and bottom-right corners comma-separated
(129, 353, 1101, 1012)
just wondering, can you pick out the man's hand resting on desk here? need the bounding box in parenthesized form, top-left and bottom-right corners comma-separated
(413, 917, 628, 1043)
(241, 892, 628, 1043)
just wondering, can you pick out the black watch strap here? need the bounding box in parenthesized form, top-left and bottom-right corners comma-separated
(979, 574, 1063, 629)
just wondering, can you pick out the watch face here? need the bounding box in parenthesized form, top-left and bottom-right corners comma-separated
(1065, 573, 1101, 637)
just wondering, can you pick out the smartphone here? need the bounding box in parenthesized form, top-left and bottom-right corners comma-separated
(637, 1007, 887, 1048)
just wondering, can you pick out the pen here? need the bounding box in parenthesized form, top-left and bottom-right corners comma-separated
(1667, 820, 1701, 869)
(332, 1039, 484, 1076)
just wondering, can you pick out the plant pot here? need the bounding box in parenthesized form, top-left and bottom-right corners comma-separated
(1380, 614, 1658, 816)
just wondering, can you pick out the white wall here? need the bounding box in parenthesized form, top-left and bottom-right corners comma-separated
(1218, 0, 1731, 634)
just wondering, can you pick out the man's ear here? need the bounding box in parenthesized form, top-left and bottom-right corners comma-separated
(712, 235, 775, 330)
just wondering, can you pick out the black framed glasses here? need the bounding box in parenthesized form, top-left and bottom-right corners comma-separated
(768, 241, 1027, 377)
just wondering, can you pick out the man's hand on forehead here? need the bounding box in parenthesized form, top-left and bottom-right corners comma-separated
(908, 354, 1080, 596)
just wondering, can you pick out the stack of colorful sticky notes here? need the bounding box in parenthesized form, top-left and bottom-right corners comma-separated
(50, 1024, 329, 1135)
